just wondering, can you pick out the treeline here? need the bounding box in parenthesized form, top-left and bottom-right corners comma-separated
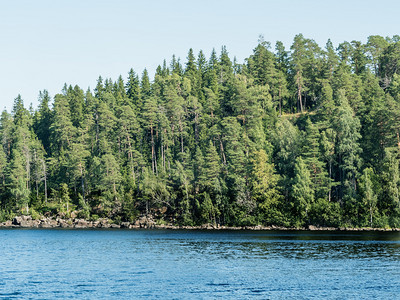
(1, 34, 400, 227)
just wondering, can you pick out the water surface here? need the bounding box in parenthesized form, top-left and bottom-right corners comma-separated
(0, 229, 399, 299)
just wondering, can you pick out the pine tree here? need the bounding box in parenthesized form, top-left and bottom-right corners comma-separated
(0, 145, 6, 189)
(350, 40, 369, 75)
(251, 149, 281, 220)
(332, 90, 362, 209)
(359, 167, 378, 226)
(67, 85, 85, 128)
(247, 37, 276, 86)
(199, 140, 221, 194)
(9, 149, 30, 213)
(126, 68, 141, 106)
(50, 94, 76, 152)
(33, 90, 52, 154)
(141, 69, 151, 98)
(301, 118, 330, 199)
(291, 157, 314, 225)
(141, 96, 158, 174)
(380, 148, 400, 216)
(0, 110, 13, 158)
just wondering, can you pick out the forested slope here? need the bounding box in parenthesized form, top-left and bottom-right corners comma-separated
(1, 34, 400, 228)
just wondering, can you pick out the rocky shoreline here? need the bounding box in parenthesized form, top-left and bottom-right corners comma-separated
(1, 215, 400, 232)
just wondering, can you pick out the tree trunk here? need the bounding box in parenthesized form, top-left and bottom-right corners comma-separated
(43, 160, 47, 203)
(151, 126, 155, 174)
(297, 71, 303, 112)
(79, 162, 85, 202)
(328, 161, 332, 202)
(219, 137, 226, 165)
(279, 87, 282, 117)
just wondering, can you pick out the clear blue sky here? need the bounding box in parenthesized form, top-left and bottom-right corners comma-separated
(0, 0, 399, 111)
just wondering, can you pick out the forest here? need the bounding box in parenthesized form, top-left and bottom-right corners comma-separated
(1, 34, 400, 228)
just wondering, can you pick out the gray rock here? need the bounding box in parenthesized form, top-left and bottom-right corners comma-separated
(12, 216, 23, 226)
(59, 221, 71, 228)
(120, 222, 130, 228)
(101, 223, 111, 228)
(20, 220, 33, 228)
(39, 222, 52, 228)
(74, 219, 89, 228)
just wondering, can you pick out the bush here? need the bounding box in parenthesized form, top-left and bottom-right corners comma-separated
(30, 208, 41, 220)
(0, 210, 15, 223)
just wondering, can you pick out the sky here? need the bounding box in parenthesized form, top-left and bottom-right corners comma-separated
(0, 0, 399, 111)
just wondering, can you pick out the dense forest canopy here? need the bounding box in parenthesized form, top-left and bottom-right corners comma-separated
(1, 34, 400, 228)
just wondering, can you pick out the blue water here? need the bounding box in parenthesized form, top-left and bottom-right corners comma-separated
(0, 229, 399, 299)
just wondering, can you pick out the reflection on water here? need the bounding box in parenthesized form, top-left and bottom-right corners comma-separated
(175, 239, 400, 260)
(0, 229, 399, 299)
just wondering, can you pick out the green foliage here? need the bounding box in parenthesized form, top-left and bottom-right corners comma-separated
(359, 167, 379, 226)
(291, 157, 314, 225)
(0, 35, 399, 228)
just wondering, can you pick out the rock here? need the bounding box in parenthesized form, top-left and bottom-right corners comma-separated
(136, 216, 155, 228)
(20, 216, 34, 228)
(20, 220, 32, 228)
(48, 219, 58, 227)
(74, 219, 89, 228)
(110, 224, 120, 228)
(38, 218, 58, 228)
(120, 222, 130, 228)
(31, 220, 40, 228)
(308, 225, 318, 231)
(12, 216, 35, 227)
(12, 216, 23, 226)
(39, 222, 52, 228)
(59, 220, 71, 228)
(87, 222, 93, 228)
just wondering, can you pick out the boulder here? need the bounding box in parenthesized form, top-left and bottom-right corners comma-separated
(59, 220, 71, 228)
(12, 216, 23, 226)
(31, 220, 40, 228)
(20, 216, 34, 228)
(39, 218, 58, 228)
(120, 222, 130, 228)
(74, 219, 89, 228)
(308, 225, 318, 231)
(137, 216, 155, 228)
(39, 222, 52, 228)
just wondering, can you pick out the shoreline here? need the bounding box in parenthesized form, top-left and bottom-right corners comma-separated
(1, 215, 400, 232)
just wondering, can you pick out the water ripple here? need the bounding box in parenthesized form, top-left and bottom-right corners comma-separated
(0, 229, 399, 299)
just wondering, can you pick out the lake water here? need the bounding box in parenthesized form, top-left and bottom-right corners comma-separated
(0, 229, 399, 299)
